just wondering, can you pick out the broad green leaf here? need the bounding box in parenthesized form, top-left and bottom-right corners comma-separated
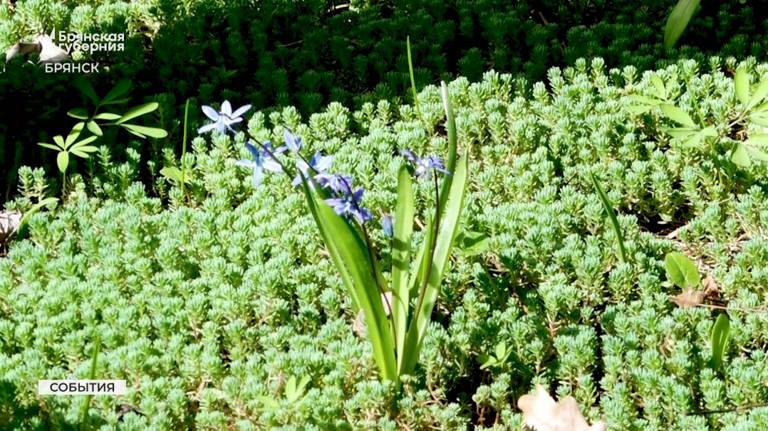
(285, 376, 297, 400)
(745, 134, 768, 147)
(402, 152, 469, 376)
(478, 354, 494, 370)
(680, 127, 717, 148)
(160, 167, 187, 183)
(116, 102, 159, 124)
(102, 79, 131, 104)
(300, 177, 397, 382)
(38, 142, 60, 151)
(456, 230, 491, 256)
(665, 252, 700, 289)
(710, 313, 730, 369)
(67, 108, 89, 119)
(65, 122, 85, 148)
(749, 112, 768, 127)
(590, 173, 628, 263)
(73, 77, 99, 105)
(660, 104, 696, 127)
(663, 0, 700, 49)
(93, 112, 121, 120)
(87, 120, 102, 136)
(70, 149, 92, 159)
(121, 124, 168, 138)
(735, 67, 750, 105)
(748, 79, 768, 109)
(56, 151, 69, 174)
(101, 97, 131, 106)
(53, 135, 65, 149)
(495, 341, 507, 360)
(393, 165, 414, 374)
(731, 143, 751, 167)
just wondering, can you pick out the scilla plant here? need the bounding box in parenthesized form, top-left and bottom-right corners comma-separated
(197, 83, 469, 384)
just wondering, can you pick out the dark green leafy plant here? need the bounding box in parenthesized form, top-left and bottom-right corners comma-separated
(37, 122, 99, 193)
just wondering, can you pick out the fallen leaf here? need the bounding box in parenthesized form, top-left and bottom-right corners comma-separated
(672, 289, 705, 308)
(517, 385, 606, 431)
(702, 274, 719, 296)
(0, 211, 21, 244)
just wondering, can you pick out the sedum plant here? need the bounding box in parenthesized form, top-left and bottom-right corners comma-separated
(196, 82, 469, 384)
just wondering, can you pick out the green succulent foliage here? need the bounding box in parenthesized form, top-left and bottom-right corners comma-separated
(3, 66, 768, 429)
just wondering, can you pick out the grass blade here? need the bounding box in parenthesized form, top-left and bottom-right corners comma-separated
(590, 172, 629, 264)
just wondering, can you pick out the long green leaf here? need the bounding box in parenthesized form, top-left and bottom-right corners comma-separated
(663, 0, 700, 49)
(121, 124, 168, 138)
(406, 36, 422, 120)
(392, 165, 414, 373)
(102, 79, 131, 104)
(748, 79, 768, 109)
(73, 77, 99, 106)
(660, 104, 696, 127)
(735, 68, 750, 105)
(401, 152, 469, 376)
(116, 102, 159, 124)
(710, 313, 730, 370)
(65, 122, 85, 148)
(590, 173, 629, 264)
(300, 178, 397, 381)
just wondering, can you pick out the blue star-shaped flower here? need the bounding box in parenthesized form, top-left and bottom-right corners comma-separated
(198, 100, 252, 135)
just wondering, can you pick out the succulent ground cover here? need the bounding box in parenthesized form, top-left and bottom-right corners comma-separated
(2, 55, 768, 429)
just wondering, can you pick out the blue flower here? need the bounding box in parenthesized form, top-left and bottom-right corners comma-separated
(234, 141, 283, 186)
(293, 151, 333, 188)
(381, 213, 393, 238)
(325, 187, 372, 224)
(198, 100, 252, 135)
(281, 129, 303, 153)
(315, 173, 355, 195)
(401, 149, 451, 178)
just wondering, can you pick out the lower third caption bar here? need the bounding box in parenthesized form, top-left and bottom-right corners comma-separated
(38, 380, 127, 395)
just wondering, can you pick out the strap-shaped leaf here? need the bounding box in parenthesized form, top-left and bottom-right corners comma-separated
(116, 102, 159, 124)
(663, 0, 700, 49)
(735, 67, 750, 105)
(300, 177, 397, 381)
(121, 124, 168, 139)
(710, 313, 730, 369)
(392, 165, 414, 373)
(590, 172, 628, 263)
(660, 104, 696, 127)
(402, 152, 469, 375)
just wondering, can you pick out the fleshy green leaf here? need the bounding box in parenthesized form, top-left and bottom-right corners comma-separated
(402, 152, 469, 376)
(93, 112, 121, 120)
(735, 67, 750, 105)
(300, 177, 397, 382)
(116, 102, 159, 124)
(710, 313, 730, 370)
(121, 124, 168, 138)
(87, 120, 102, 136)
(660, 104, 696, 127)
(393, 165, 414, 375)
(67, 108, 89, 120)
(56, 151, 69, 174)
(663, 0, 700, 49)
(102, 79, 131, 104)
(665, 252, 700, 289)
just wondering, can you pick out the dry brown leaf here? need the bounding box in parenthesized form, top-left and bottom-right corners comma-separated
(518, 385, 606, 431)
(702, 274, 719, 296)
(672, 289, 705, 308)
